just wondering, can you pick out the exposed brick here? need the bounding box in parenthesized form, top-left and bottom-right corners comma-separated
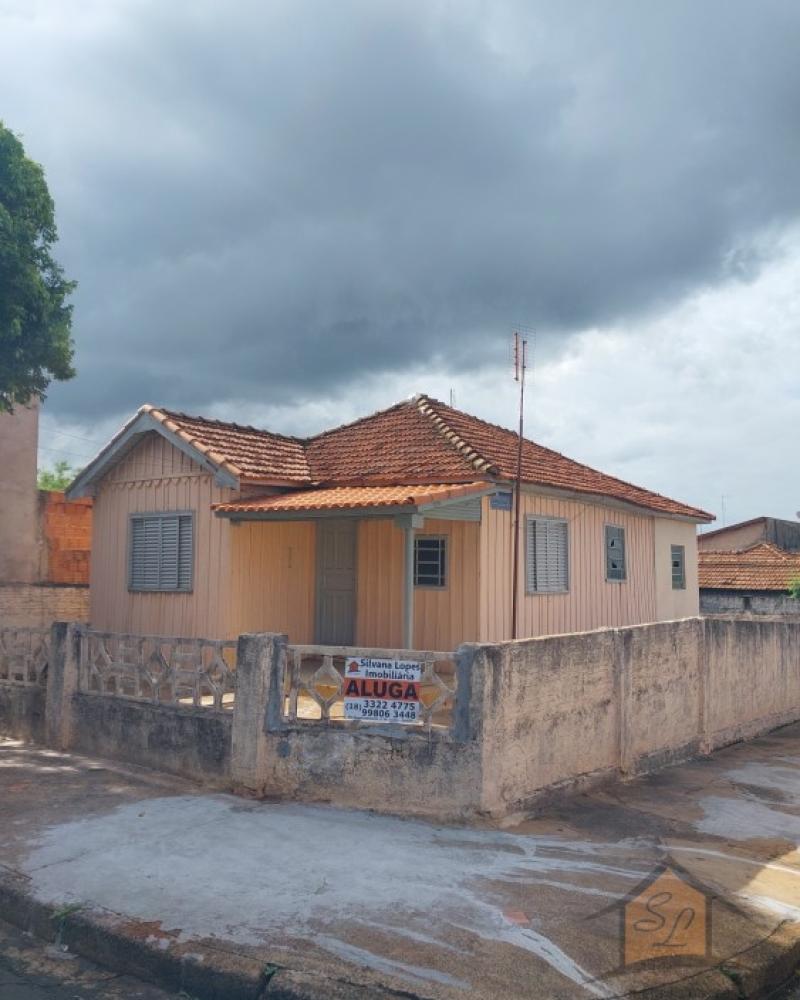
(0, 582, 89, 627)
(38, 490, 92, 585)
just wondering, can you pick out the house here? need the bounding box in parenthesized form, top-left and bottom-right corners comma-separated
(67, 395, 712, 649)
(699, 543, 800, 615)
(0, 401, 91, 627)
(698, 516, 800, 554)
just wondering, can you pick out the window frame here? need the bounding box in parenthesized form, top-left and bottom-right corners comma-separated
(413, 534, 448, 589)
(128, 510, 195, 594)
(525, 516, 570, 595)
(604, 523, 627, 583)
(671, 544, 686, 590)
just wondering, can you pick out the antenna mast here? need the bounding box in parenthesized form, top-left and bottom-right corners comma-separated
(511, 331, 528, 641)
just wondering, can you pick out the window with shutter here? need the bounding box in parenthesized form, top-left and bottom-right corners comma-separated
(671, 544, 686, 590)
(526, 517, 569, 593)
(414, 536, 447, 588)
(129, 512, 194, 592)
(605, 524, 626, 581)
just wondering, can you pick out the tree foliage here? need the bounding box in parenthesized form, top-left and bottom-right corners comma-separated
(37, 460, 77, 491)
(789, 577, 800, 600)
(0, 122, 76, 411)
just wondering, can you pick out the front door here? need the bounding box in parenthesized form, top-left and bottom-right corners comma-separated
(315, 519, 357, 645)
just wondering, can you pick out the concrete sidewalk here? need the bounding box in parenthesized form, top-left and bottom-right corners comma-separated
(4, 734, 800, 999)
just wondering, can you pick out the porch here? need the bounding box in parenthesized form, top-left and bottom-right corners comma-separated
(218, 482, 493, 651)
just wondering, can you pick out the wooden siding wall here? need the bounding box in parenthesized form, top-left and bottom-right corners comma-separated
(227, 521, 316, 642)
(90, 433, 236, 637)
(479, 491, 658, 642)
(357, 518, 480, 650)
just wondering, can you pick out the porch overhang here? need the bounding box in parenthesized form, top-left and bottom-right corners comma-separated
(213, 481, 495, 650)
(211, 482, 496, 522)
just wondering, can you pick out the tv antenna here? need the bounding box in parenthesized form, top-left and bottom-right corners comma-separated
(511, 330, 529, 641)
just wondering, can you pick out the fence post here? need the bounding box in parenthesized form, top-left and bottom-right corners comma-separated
(452, 643, 481, 744)
(698, 617, 711, 754)
(615, 628, 634, 777)
(45, 621, 80, 750)
(230, 632, 287, 796)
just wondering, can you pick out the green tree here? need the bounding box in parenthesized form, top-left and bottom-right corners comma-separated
(789, 577, 800, 600)
(38, 459, 76, 491)
(0, 122, 76, 411)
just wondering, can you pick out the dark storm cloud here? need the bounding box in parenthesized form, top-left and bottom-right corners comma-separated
(2, 0, 799, 419)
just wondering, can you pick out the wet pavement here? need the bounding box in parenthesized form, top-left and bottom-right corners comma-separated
(5, 731, 800, 998)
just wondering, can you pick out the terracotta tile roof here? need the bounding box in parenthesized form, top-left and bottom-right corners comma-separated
(412, 396, 712, 520)
(131, 395, 710, 521)
(213, 482, 489, 515)
(304, 399, 495, 484)
(146, 406, 310, 484)
(699, 543, 800, 592)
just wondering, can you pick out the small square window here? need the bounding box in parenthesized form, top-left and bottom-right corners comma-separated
(671, 544, 686, 590)
(414, 536, 447, 588)
(605, 524, 626, 581)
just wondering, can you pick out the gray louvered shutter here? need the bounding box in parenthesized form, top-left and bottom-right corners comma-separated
(129, 512, 194, 591)
(671, 544, 686, 589)
(605, 525, 626, 581)
(177, 514, 194, 590)
(130, 516, 162, 590)
(159, 516, 180, 590)
(526, 518, 569, 592)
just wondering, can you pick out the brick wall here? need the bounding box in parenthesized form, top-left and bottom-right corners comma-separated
(0, 582, 89, 628)
(38, 490, 92, 585)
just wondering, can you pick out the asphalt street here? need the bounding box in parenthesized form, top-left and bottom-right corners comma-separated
(0, 919, 178, 1000)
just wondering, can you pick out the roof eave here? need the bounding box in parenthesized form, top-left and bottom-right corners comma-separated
(215, 503, 423, 522)
(213, 482, 496, 521)
(504, 480, 713, 523)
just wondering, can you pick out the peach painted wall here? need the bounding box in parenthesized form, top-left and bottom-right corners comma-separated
(227, 520, 316, 642)
(654, 518, 700, 620)
(479, 490, 659, 642)
(89, 432, 236, 637)
(356, 517, 480, 651)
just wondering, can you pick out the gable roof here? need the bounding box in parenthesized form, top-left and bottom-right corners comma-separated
(699, 542, 800, 592)
(68, 394, 712, 521)
(148, 407, 310, 483)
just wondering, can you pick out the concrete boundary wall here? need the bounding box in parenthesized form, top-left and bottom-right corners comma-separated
(1, 617, 800, 819)
(0, 685, 45, 743)
(473, 616, 800, 817)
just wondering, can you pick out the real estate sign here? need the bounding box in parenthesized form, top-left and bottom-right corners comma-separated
(342, 656, 422, 724)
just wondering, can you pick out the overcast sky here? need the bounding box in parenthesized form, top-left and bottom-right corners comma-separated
(2, 0, 798, 526)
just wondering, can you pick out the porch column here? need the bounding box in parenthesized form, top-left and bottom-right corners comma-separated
(395, 514, 424, 649)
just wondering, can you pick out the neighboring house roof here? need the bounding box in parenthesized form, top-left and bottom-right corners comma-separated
(699, 543, 800, 591)
(68, 394, 712, 521)
(213, 482, 490, 515)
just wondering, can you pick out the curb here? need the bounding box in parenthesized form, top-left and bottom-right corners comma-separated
(0, 873, 394, 1000)
(2, 870, 799, 1000)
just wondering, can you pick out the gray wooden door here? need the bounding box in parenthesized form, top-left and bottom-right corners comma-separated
(316, 519, 357, 645)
